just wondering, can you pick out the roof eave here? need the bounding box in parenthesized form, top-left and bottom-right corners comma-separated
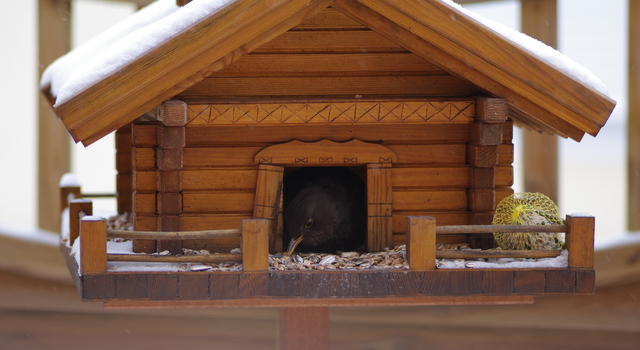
(48, 0, 336, 146)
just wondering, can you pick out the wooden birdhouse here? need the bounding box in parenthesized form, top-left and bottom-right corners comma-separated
(43, 0, 615, 308)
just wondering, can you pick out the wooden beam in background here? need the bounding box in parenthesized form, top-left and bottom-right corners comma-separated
(38, 0, 72, 232)
(629, 1, 640, 230)
(520, 0, 559, 203)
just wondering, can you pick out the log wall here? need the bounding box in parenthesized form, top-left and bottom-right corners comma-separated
(129, 100, 513, 252)
(124, 8, 514, 253)
(176, 7, 481, 101)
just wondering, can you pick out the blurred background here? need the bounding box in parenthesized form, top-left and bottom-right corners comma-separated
(0, 0, 631, 244)
(0, 1, 638, 349)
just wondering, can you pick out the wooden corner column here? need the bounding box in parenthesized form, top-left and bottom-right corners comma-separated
(367, 163, 393, 252)
(116, 124, 133, 214)
(468, 97, 508, 248)
(253, 164, 284, 253)
(156, 100, 187, 254)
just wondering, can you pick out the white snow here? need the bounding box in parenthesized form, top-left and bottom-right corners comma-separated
(41, 0, 610, 106)
(442, 0, 609, 96)
(59, 173, 81, 187)
(41, 0, 235, 105)
(437, 250, 569, 269)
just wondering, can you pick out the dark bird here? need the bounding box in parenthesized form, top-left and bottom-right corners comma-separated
(283, 167, 366, 254)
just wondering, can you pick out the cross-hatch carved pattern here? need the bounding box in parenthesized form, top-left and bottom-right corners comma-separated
(186, 100, 474, 126)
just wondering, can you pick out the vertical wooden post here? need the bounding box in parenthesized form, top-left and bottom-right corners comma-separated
(628, 0, 640, 230)
(279, 307, 330, 350)
(469, 98, 507, 247)
(116, 124, 133, 214)
(132, 122, 158, 253)
(565, 213, 595, 269)
(38, 0, 72, 232)
(521, 0, 559, 204)
(405, 216, 436, 270)
(80, 216, 107, 273)
(60, 185, 82, 213)
(156, 100, 187, 254)
(69, 199, 93, 246)
(367, 163, 393, 251)
(241, 219, 269, 272)
(253, 164, 284, 253)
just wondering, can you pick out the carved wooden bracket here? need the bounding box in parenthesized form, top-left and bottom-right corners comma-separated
(254, 139, 397, 165)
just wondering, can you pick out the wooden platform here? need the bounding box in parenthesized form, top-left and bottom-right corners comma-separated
(62, 245, 594, 308)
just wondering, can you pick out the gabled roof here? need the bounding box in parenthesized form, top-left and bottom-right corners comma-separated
(41, 0, 616, 146)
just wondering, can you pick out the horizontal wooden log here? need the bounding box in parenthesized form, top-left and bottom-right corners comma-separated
(185, 124, 471, 145)
(254, 139, 397, 165)
(251, 30, 407, 54)
(183, 147, 263, 167)
(293, 6, 366, 29)
(108, 253, 241, 263)
(107, 229, 241, 240)
(182, 192, 255, 213)
(182, 144, 471, 167)
(216, 53, 442, 77)
(132, 124, 158, 147)
(178, 75, 481, 99)
(134, 171, 157, 192)
(436, 249, 562, 259)
(387, 144, 467, 165)
(392, 190, 468, 211)
(133, 193, 157, 214)
(391, 167, 469, 188)
(181, 169, 258, 190)
(133, 147, 156, 169)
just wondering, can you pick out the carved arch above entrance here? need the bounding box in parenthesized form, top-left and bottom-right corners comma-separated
(253, 139, 397, 166)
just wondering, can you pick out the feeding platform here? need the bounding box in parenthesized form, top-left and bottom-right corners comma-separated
(44, 0, 614, 309)
(61, 187, 595, 308)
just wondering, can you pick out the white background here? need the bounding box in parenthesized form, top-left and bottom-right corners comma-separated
(0, 0, 630, 245)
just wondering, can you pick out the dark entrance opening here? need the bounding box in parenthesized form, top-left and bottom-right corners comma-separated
(282, 166, 366, 253)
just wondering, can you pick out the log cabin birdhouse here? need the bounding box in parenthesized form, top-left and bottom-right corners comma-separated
(42, 0, 615, 308)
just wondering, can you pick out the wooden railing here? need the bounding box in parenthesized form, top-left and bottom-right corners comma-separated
(61, 180, 594, 274)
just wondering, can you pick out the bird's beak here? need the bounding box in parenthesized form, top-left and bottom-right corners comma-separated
(286, 234, 305, 255)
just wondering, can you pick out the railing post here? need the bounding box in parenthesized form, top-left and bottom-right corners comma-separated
(565, 214, 595, 268)
(406, 216, 436, 270)
(80, 216, 107, 273)
(241, 219, 269, 271)
(69, 199, 93, 246)
(59, 173, 82, 213)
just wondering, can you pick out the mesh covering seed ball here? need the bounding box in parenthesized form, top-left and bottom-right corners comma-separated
(492, 192, 565, 250)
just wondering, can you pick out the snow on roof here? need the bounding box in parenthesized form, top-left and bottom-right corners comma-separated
(442, 0, 609, 96)
(41, 0, 234, 105)
(41, 0, 609, 106)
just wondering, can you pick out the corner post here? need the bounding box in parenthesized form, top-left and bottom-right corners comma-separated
(80, 216, 107, 274)
(156, 100, 187, 254)
(565, 214, 595, 269)
(60, 184, 82, 214)
(69, 199, 93, 246)
(469, 97, 509, 248)
(406, 216, 436, 270)
(253, 163, 284, 253)
(367, 163, 393, 251)
(241, 219, 269, 272)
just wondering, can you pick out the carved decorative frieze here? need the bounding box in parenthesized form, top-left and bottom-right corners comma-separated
(186, 100, 474, 126)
